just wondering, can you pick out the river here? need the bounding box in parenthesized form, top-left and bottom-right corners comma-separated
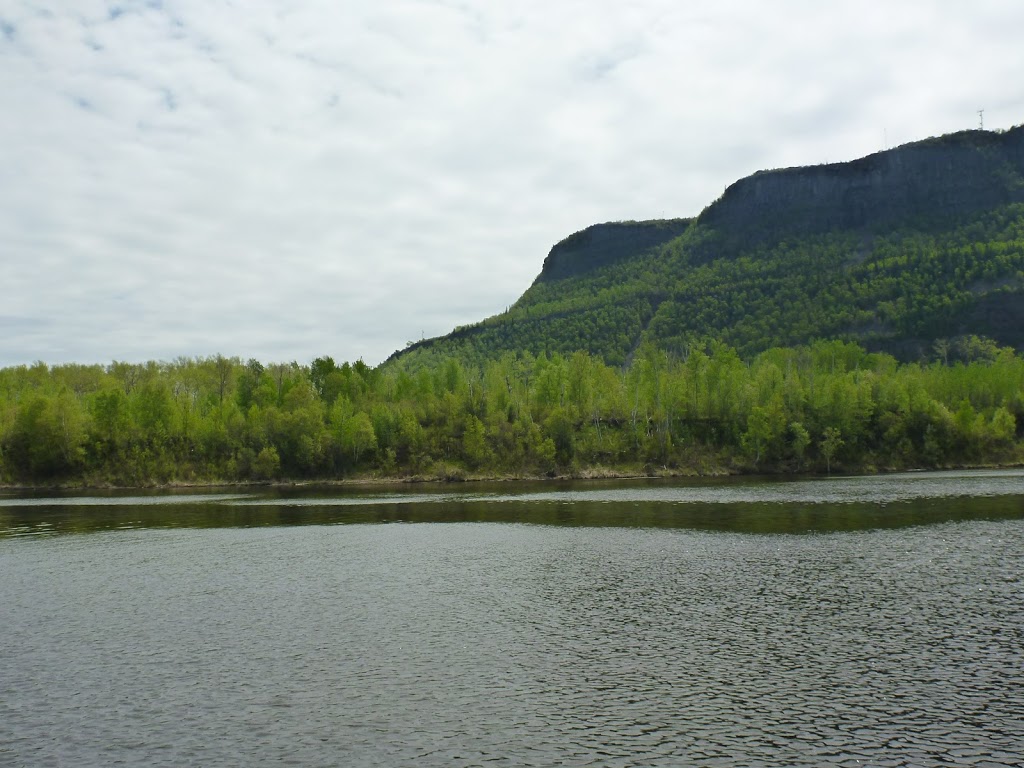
(2, 470, 1022, 766)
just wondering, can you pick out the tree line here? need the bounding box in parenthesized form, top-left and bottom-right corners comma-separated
(1, 339, 1021, 487)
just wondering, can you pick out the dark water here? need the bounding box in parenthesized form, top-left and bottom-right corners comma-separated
(2, 470, 1023, 766)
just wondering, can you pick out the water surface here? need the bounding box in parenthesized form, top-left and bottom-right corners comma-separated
(1, 470, 1022, 766)
(3, 468, 1023, 537)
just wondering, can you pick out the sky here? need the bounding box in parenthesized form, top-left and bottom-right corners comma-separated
(3, 0, 1024, 368)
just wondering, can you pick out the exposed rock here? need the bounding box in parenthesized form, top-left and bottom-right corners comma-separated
(536, 219, 692, 283)
(697, 127, 1024, 241)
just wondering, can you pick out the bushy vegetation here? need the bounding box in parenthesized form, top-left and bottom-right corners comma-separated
(2, 339, 1021, 487)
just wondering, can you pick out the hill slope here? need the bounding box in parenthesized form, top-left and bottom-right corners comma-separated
(392, 126, 1024, 368)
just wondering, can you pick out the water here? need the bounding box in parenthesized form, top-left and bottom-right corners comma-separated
(1, 470, 1023, 766)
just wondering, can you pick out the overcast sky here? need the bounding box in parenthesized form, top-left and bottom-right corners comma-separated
(3, 1, 1023, 368)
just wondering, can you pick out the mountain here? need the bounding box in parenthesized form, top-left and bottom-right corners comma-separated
(391, 126, 1024, 368)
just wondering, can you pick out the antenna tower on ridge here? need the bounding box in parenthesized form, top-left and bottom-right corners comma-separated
(978, 109, 985, 130)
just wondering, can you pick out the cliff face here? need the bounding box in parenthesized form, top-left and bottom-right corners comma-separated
(698, 127, 1024, 239)
(536, 129, 1024, 283)
(536, 219, 692, 283)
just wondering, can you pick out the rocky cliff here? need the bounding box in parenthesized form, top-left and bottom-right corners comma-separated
(535, 218, 692, 283)
(697, 126, 1024, 242)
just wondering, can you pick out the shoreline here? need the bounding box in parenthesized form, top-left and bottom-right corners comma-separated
(3, 460, 1022, 494)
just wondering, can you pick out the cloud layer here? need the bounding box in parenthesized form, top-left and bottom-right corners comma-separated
(3, 0, 1024, 366)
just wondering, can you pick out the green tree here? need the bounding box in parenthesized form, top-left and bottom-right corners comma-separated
(310, 356, 338, 398)
(820, 427, 844, 474)
(462, 414, 490, 469)
(133, 381, 174, 439)
(91, 388, 130, 448)
(741, 399, 786, 465)
(341, 412, 377, 465)
(252, 446, 281, 480)
(7, 391, 87, 478)
(788, 421, 811, 466)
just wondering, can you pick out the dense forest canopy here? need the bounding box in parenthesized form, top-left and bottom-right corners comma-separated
(1, 339, 1021, 486)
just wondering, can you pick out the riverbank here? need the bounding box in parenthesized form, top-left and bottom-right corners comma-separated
(4, 456, 1022, 493)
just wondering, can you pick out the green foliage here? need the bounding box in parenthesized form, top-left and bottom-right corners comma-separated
(789, 422, 811, 465)
(393, 203, 1024, 369)
(339, 412, 377, 466)
(6, 390, 87, 478)
(1, 342, 1021, 486)
(819, 427, 844, 474)
(253, 446, 281, 481)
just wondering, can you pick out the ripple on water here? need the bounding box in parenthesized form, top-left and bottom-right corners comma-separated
(2, 518, 1024, 766)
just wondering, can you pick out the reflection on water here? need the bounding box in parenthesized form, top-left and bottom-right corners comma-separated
(2, 470, 1023, 766)
(2, 469, 1024, 537)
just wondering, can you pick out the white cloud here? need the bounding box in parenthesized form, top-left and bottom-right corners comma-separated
(2, 0, 1023, 366)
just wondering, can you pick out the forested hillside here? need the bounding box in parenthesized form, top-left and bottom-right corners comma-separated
(393, 126, 1024, 369)
(1, 341, 1022, 487)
